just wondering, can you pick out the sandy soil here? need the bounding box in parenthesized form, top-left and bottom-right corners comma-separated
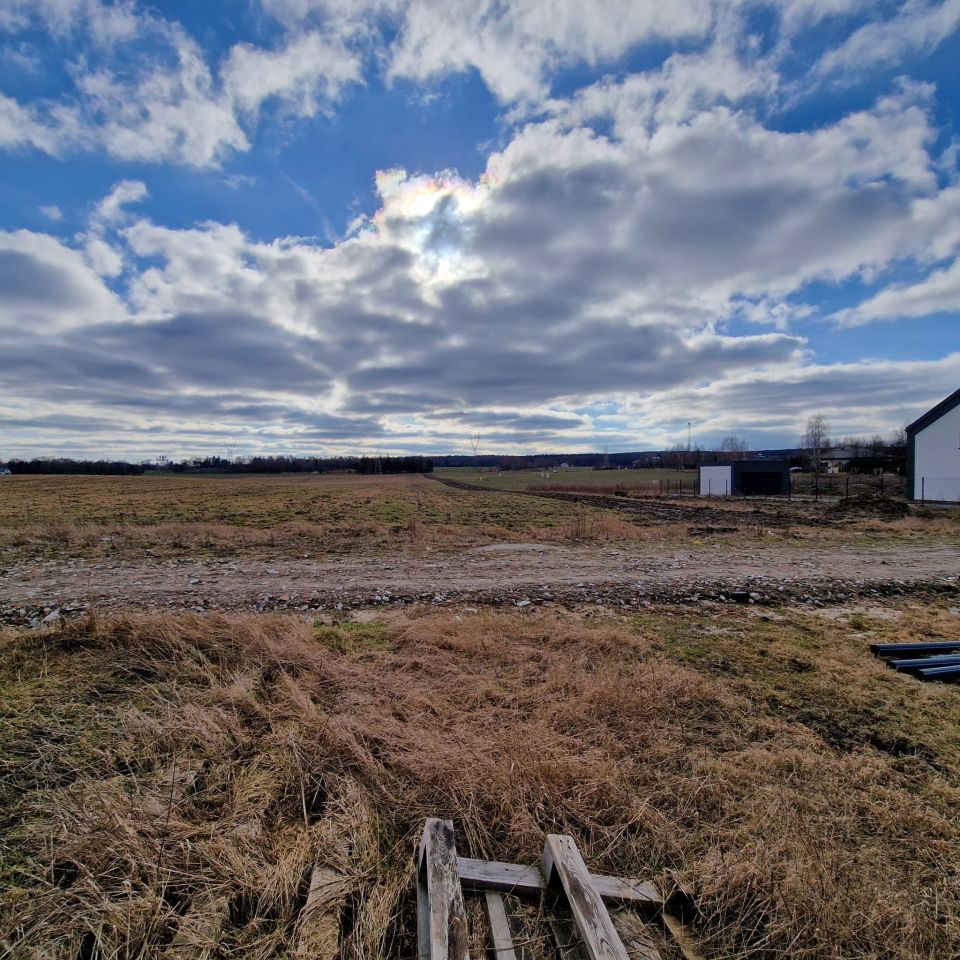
(2, 539, 958, 623)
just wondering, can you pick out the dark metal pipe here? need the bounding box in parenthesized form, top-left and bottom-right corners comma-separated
(891, 655, 960, 671)
(918, 664, 960, 681)
(871, 641, 960, 657)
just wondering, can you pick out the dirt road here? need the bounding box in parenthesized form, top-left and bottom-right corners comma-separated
(2, 540, 958, 624)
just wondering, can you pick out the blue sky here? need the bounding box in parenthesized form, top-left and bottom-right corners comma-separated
(1, 0, 959, 460)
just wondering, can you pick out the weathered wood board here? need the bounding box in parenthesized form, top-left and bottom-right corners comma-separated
(457, 857, 662, 905)
(418, 818, 471, 960)
(294, 866, 351, 959)
(542, 835, 629, 960)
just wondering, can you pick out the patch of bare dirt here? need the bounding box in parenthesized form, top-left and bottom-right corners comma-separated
(832, 493, 911, 519)
(2, 541, 958, 625)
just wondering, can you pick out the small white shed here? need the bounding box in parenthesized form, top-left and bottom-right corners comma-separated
(699, 465, 731, 496)
(907, 388, 960, 503)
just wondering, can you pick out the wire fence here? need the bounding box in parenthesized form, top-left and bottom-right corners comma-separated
(788, 472, 907, 499)
(629, 472, 909, 499)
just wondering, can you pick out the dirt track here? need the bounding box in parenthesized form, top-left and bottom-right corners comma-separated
(2, 540, 958, 624)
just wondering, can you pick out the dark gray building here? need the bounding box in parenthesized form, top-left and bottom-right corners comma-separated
(699, 460, 791, 496)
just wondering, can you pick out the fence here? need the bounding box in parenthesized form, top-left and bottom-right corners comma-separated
(789, 472, 906, 500)
(524, 472, 909, 500)
(596, 473, 906, 500)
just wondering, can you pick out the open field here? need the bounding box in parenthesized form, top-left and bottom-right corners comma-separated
(1, 472, 960, 958)
(0, 474, 621, 561)
(437, 467, 698, 496)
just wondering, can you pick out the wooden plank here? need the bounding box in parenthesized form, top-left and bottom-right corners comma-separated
(609, 907, 662, 960)
(542, 835, 629, 960)
(417, 875, 431, 960)
(165, 896, 228, 960)
(294, 867, 350, 959)
(661, 911, 704, 960)
(457, 857, 543, 895)
(418, 818, 470, 960)
(484, 891, 519, 960)
(456, 857, 661, 905)
(591, 876, 662, 907)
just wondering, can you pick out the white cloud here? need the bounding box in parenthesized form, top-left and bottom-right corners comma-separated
(83, 236, 123, 276)
(0, 10, 361, 166)
(773, 0, 871, 33)
(0, 229, 125, 332)
(835, 257, 960, 325)
(386, 0, 713, 103)
(0, 93, 62, 153)
(39, 204, 63, 221)
(74, 33, 249, 167)
(813, 0, 960, 78)
(92, 179, 148, 225)
(0, 0, 143, 45)
(222, 31, 362, 119)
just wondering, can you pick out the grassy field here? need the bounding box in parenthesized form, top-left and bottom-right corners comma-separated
(1, 473, 957, 567)
(437, 466, 698, 495)
(0, 473, 632, 560)
(1, 602, 958, 958)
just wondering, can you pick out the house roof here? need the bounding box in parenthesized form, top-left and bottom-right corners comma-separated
(906, 387, 960, 435)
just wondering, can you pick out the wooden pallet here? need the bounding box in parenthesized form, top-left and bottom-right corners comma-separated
(416, 819, 702, 960)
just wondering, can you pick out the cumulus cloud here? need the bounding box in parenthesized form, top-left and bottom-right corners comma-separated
(3, 67, 957, 455)
(0, 229, 126, 332)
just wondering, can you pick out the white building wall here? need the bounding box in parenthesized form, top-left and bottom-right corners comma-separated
(914, 403, 960, 502)
(699, 465, 732, 496)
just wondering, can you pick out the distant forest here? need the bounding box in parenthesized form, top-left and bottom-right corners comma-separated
(3, 455, 434, 476)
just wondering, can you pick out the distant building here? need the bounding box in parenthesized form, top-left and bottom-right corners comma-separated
(699, 460, 791, 497)
(907, 388, 960, 503)
(821, 446, 858, 474)
(0, 465, 10, 476)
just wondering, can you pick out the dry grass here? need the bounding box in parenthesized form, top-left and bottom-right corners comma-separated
(0, 474, 626, 560)
(2, 475, 957, 565)
(2, 603, 959, 958)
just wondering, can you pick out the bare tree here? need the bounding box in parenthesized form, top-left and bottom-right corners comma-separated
(888, 424, 908, 453)
(802, 413, 831, 474)
(718, 436, 749, 457)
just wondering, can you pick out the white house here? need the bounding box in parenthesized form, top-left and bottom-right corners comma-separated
(907, 388, 960, 503)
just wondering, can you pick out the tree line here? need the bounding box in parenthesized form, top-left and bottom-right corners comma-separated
(4, 459, 146, 475)
(1, 455, 433, 475)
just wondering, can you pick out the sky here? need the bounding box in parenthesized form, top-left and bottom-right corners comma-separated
(1, 0, 959, 461)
